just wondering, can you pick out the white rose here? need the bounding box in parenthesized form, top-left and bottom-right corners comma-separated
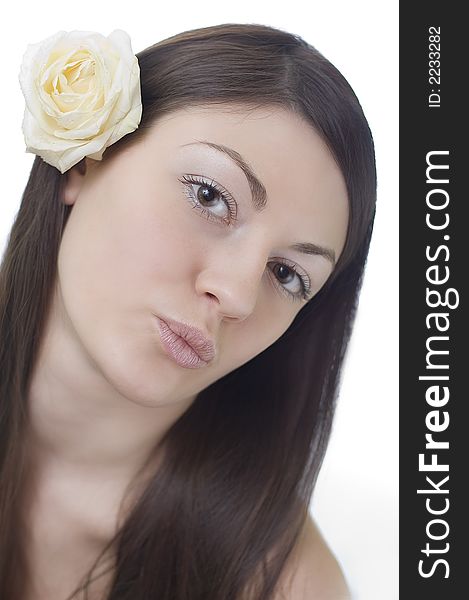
(18, 29, 142, 174)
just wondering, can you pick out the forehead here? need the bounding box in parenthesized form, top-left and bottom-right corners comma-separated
(141, 104, 349, 260)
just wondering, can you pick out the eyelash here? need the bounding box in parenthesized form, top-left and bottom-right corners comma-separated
(179, 174, 238, 226)
(178, 174, 313, 302)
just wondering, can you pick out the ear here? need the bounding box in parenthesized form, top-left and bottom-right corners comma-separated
(62, 157, 89, 206)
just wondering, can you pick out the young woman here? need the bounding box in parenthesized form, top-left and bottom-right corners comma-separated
(0, 23, 376, 599)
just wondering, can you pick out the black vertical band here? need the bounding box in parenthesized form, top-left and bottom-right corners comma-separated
(400, 5, 467, 597)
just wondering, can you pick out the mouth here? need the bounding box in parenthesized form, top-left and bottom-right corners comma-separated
(153, 315, 216, 369)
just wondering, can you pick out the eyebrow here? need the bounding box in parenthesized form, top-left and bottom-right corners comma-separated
(180, 140, 337, 266)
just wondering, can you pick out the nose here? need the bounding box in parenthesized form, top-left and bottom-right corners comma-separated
(194, 236, 269, 322)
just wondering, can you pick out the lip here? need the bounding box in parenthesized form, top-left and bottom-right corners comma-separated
(153, 314, 216, 369)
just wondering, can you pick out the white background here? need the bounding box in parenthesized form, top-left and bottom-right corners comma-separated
(0, 2, 398, 598)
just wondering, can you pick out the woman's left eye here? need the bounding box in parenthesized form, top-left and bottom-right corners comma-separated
(178, 174, 238, 226)
(268, 260, 313, 302)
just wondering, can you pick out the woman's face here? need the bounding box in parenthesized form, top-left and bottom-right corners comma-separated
(58, 105, 349, 407)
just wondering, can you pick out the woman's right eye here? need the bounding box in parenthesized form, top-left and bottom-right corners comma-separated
(178, 174, 238, 226)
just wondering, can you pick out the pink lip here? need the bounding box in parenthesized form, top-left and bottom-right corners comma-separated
(153, 315, 215, 369)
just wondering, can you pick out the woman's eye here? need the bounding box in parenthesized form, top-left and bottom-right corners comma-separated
(269, 261, 313, 303)
(178, 175, 238, 225)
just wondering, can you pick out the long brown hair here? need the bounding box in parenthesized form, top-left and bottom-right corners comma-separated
(0, 23, 377, 599)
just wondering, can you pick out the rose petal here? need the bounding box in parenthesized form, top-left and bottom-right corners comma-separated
(19, 28, 142, 173)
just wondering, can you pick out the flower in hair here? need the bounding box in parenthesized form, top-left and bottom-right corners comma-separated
(18, 29, 142, 174)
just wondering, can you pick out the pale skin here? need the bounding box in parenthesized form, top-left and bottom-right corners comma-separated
(24, 104, 350, 599)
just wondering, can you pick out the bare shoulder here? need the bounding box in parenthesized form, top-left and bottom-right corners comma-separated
(275, 514, 352, 600)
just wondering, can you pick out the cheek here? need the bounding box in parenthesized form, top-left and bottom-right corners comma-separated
(104, 179, 201, 301)
(57, 184, 188, 325)
(218, 300, 294, 372)
(131, 189, 210, 291)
